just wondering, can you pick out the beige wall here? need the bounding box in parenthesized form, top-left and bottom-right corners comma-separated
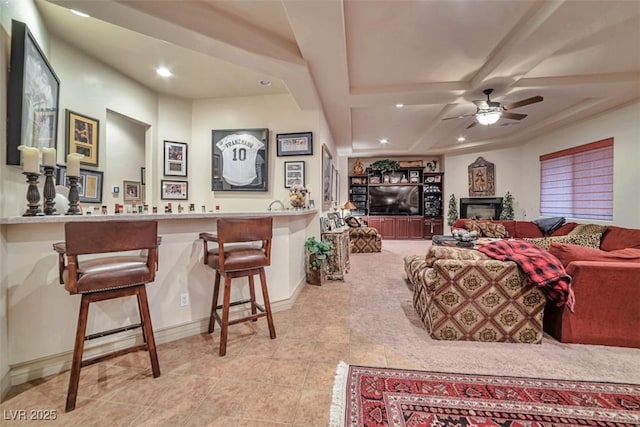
(444, 101, 640, 228)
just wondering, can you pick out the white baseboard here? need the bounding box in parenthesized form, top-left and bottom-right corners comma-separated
(7, 278, 305, 388)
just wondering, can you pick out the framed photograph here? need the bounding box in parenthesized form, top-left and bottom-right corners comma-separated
(66, 110, 99, 167)
(164, 140, 188, 177)
(284, 161, 305, 188)
(56, 165, 103, 203)
(468, 156, 496, 197)
(7, 20, 60, 166)
(140, 167, 146, 185)
(161, 180, 188, 200)
(123, 180, 141, 202)
(276, 132, 313, 156)
(322, 144, 333, 210)
(212, 128, 269, 192)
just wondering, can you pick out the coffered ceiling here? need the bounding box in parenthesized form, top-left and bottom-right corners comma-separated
(41, 0, 640, 157)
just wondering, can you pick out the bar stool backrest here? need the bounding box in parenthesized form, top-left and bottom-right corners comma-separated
(65, 220, 158, 255)
(217, 217, 273, 264)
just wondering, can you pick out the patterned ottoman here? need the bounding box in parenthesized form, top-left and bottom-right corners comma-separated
(408, 246, 546, 343)
(349, 227, 382, 253)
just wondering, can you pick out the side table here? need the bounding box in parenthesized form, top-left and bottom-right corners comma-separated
(321, 227, 350, 280)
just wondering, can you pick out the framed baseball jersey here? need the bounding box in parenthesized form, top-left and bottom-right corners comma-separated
(212, 128, 269, 191)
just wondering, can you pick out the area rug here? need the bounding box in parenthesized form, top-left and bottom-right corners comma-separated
(330, 362, 640, 427)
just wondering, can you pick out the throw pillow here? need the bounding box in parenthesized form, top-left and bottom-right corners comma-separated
(549, 242, 640, 267)
(464, 220, 482, 235)
(522, 233, 602, 251)
(345, 216, 363, 228)
(533, 217, 566, 235)
(476, 221, 509, 238)
(568, 223, 609, 236)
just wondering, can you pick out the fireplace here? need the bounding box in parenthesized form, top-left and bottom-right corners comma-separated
(460, 197, 503, 220)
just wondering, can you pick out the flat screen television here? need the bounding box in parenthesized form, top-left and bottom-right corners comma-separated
(369, 186, 421, 216)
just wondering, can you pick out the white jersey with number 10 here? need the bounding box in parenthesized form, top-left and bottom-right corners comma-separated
(216, 134, 265, 186)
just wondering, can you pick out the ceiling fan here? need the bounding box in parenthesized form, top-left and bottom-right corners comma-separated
(443, 88, 543, 129)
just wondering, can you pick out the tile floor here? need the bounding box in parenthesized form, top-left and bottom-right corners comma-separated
(1, 279, 420, 426)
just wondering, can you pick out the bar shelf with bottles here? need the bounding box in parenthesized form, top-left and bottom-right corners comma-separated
(423, 172, 444, 239)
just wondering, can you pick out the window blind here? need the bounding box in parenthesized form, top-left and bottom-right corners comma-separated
(539, 138, 613, 220)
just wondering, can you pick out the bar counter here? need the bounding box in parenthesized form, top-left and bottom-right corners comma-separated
(1, 208, 318, 386)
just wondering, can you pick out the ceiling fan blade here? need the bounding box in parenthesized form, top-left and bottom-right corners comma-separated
(466, 121, 478, 129)
(442, 113, 475, 120)
(501, 111, 528, 120)
(473, 100, 489, 109)
(503, 96, 543, 110)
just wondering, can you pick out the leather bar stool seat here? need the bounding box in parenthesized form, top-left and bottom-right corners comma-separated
(200, 217, 276, 356)
(55, 220, 161, 412)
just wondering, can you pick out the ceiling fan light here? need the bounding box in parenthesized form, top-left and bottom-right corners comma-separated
(476, 111, 501, 125)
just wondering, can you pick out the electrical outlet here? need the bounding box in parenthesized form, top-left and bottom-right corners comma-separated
(180, 293, 189, 307)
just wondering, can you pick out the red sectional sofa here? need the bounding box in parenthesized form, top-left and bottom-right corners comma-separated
(451, 219, 640, 348)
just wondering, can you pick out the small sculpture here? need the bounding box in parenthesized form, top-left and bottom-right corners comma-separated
(353, 159, 364, 175)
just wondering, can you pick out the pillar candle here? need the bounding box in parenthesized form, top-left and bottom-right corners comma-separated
(17, 145, 40, 174)
(67, 153, 84, 177)
(42, 147, 56, 167)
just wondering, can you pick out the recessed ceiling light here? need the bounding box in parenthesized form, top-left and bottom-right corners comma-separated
(70, 9, 90, 18)
(259, 80, 272, 87)
(380, 138, 389, 144)
(156, 67, 172, 77)
(395, 103, 404, 108)
(457, 137, 466, 142)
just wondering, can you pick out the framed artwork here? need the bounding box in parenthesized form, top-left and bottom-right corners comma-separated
(331, 165, 340, 203)
(468, 156, 495, 197)
(56, 165, 103, 203)
(163, 140, 188, 177)
(161, 180, 188, 200)
(276, 132, 313, 156)
(322, 144, 333, 210)
(123, 180, 141, 202)
(7, 20, 60, 166)
(284, 161, 305, 188)
(66, 110, 99, 167)
(212, 128, 269, 192)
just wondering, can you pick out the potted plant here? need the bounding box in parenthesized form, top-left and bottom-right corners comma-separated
(500, 191, 515, 220)
(447, 194, 458, 228)
(304, 236, 333, 285)
(369, 159, 400, 184)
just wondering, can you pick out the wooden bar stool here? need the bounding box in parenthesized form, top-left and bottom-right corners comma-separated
(200, 217, 276, 356)
(54, 220, 161, 412)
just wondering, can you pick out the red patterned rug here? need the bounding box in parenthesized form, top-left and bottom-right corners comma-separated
(330, 362, 640, 427)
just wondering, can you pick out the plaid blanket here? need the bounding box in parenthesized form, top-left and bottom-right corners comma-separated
(477, 240, 575, 311)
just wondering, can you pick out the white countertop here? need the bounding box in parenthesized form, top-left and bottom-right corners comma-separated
(0, 208, 318, 225)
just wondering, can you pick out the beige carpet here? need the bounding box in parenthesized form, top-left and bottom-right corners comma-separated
(347, 240, 640, 384)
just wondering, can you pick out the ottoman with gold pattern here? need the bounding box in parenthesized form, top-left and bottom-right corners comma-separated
(409, 246, 545, 343)
(349, 227, 382, 253)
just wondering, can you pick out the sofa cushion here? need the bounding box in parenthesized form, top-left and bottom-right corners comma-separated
(533, 217, 566, 235)
(515, 221, 545, 238)
(600, 226, 640, 251)
(522, 233, 602, 251)
(550, 222, 579, 236)
(425, 245, 489, 267)
(568, 223, 608, 236)
(548, 242, 640, 267)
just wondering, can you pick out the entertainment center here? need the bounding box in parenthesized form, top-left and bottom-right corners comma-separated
(348, 165, 444, 240)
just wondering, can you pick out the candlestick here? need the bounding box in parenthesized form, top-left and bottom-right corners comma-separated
(66, 176, 82, 215)
(43, 166, 58, 215)
(18, 145, 40, 174)
(67, 153, 84, 177)
(22, 172, 44, 216)
(42, 147, 56, 167)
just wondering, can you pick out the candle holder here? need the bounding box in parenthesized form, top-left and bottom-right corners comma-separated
(43, 166, 58, 215)
(66, 175, 82, 215)
(23, 172, 44, 216)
